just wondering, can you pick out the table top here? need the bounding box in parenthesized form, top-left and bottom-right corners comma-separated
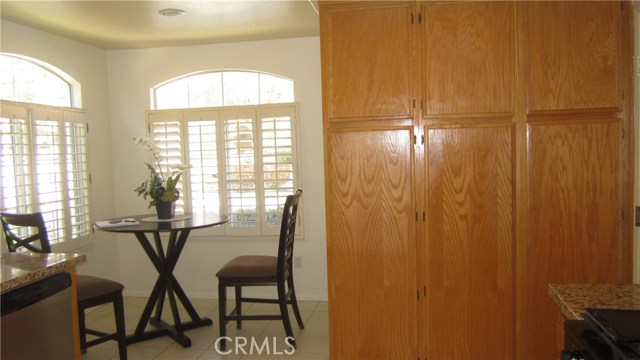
(549, 283, 640, 320)
(1, 252, 87, 293)
(95, 213, 229, 233)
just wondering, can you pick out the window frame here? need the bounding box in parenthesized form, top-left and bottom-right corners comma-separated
(146, 103, 301, 238)
(1, 100, 92, 249)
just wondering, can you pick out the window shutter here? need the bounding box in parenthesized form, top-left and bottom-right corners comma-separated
(64, 110, 91, 240)
(259, 106, 297, 234)
(1, 103, 34, 214)
(1, 103, 92, 245)
(31, 109, 67, 243)
(148, 112, 185, 212)
(222, 109, 259, 235)
(185, 110, 221, 215)
(145, 103, 300, 238)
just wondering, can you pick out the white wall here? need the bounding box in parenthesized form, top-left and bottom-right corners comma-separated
(1, 20, 328, 300)
(106, 37, 327, 300)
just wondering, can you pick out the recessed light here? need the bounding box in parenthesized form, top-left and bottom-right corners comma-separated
(159, 8, 186, 17)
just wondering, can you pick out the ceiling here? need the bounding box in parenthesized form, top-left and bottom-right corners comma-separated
(0, 0, 320, 50)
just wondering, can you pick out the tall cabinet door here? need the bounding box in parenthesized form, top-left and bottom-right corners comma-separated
(519, 2, 633, 359)
(321, 2, 418, 359)
(326, 128, 416, 359)
(420, 2, 517, 359)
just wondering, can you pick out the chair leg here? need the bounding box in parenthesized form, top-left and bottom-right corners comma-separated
(218, 282, 227, 351)
(288, 276, 305, 329)
(78, 306, 88, 353)
(277, 283, 296, 348)
(113, 294, 128, 360)
(234, 286, 242, 329)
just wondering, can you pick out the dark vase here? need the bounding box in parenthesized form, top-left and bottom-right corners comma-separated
(155, 201, 175, 219)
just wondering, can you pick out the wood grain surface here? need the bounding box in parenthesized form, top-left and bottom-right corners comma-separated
(425, 125, 515, 359)
(326, 128, 416, 359)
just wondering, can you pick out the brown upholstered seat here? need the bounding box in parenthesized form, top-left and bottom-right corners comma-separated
(216, 189, 304, 351)
(76, 275, 124, 301)
(1, 212, 128, 360)
(216, 255, 277, 278)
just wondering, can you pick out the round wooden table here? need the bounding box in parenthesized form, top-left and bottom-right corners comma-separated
(96, 213, 229, 347)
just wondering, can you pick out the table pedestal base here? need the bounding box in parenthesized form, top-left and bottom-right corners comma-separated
(126, 317, 213, 347)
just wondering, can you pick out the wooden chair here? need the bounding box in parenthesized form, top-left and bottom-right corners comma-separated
(0, 212, 128, 360)
(216, 189, 305, 351)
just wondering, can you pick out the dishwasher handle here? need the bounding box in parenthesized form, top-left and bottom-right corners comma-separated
(2, 272, 72, 316)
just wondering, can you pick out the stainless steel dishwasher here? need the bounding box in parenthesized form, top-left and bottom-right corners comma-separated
(1, 272, 75, 359)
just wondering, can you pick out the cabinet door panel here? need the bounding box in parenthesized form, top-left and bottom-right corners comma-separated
(321, 2, 414, 121)
(327, 128, 416, 359)
(522, 120, 622, 359)
(422, 2, 514, 115)
(526, 2, 621, 112)
(426, 125, 515, 359)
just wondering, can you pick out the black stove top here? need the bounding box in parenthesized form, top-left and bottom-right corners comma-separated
(564, 308, 640, 360)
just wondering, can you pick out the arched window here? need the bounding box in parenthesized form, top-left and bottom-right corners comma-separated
(152, 70, 294, 109)
(0, 53, 80, 108)
(0, 53, 91, 247)
(147, 70, 299, 237)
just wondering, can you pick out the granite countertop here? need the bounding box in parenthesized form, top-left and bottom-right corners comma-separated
(549, 283, 640, 320)
(1, 252, 86, 293)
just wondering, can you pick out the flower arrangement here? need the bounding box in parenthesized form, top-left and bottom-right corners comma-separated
(133, 137, 188, 208)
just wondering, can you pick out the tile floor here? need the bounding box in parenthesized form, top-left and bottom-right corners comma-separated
(82, 296, 329, 360)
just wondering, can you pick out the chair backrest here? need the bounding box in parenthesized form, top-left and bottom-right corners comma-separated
(0, 212, 52, 253)
(277, 189, 303, 280)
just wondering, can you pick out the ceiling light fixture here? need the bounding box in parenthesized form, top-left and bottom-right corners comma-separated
(158, 8, 186, 17)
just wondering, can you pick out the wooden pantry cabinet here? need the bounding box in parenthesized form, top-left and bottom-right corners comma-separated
(320, 1, 633, 360)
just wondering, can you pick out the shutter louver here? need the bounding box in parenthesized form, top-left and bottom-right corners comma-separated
(1, 103, 92, 245)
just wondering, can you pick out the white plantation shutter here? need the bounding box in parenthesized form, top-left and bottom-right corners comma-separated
(259, 107, 296, 234)
(146, 104, 300, 237)
(0, 101, 91, 245)
(1, 103, 34, 214)
(184, 111, 221, 217)
(147, 112, 185, 213)
(64, 110, 91, 239)
(223, 109, 258, 234)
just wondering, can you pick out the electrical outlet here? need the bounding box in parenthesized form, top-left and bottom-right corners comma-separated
(294, 256, 303, 269)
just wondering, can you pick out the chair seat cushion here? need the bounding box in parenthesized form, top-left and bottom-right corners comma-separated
(76, 275, 124, 302)
(216, 255, 277, 278)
